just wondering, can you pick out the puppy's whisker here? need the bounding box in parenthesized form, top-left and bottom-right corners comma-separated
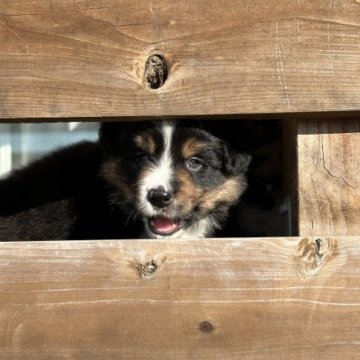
(133, 211, 140, 223)
(125, 209, 137, 227)
(108, 192, 135, 207)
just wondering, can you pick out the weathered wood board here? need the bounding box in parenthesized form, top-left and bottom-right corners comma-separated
(1, 0, 360, 119)
(297, 119, 360, 236)
(0, 237, 359, 359)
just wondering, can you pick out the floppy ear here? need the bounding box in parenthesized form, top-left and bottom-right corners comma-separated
(99, 122, 114, 151)
(223, 144, 251, 175)
(99, 122, 125, 153)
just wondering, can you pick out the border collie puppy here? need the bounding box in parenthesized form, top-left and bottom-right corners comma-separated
(0, 121, 250, 240)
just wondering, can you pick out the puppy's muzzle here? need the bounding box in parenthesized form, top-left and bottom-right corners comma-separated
(147, 187, 173, 208)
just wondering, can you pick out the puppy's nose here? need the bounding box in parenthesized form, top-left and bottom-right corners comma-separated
(147, 188, 172, 208)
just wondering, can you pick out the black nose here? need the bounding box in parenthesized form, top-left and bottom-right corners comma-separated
(147, 188, 172, 208)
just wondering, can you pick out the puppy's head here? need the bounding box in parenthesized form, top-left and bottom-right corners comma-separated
(99, 121, 250, 238)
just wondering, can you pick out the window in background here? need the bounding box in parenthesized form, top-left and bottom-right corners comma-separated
(0, 122, 99, 178)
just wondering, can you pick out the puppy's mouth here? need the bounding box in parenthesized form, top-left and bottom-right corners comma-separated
(148, 216, 182, 236)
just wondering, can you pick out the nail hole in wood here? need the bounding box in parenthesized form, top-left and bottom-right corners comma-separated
(199, 320, 215, 333)
(144, 54, 168, 89)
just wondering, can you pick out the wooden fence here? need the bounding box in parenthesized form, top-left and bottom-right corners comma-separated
(1, 0, 360, 119)
(1, 0, 360, 358)
(1, 237, 360, 359)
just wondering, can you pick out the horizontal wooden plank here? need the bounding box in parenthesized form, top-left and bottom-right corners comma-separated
(1, 1, 360, 119)
(0, 237, 359, 359)
(297, 119, 360, 236)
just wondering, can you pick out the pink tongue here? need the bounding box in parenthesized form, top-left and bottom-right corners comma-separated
(151, 217, 178, 233)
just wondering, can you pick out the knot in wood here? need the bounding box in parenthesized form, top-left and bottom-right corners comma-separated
(144, 54, 168, 89)
(294, 237, 337, 278)
(137, 260, 158, 278)
(199, 320, 215, 333)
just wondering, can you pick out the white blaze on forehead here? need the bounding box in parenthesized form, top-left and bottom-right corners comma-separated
(142, 121, 175, 194)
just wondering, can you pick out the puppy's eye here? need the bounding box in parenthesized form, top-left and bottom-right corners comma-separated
(185, 157, 204, 171)
(135, 151, 152, 165)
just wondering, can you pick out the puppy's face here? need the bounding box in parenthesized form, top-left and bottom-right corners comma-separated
(100, 121, 250, 238)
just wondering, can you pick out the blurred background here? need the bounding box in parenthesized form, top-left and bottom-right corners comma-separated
(0, 122, 99, 178)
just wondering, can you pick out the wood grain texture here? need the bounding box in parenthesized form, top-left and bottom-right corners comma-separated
(0, 237, 359, 359)
(297, 119, 360, 236)
(1, 0, 360, 119)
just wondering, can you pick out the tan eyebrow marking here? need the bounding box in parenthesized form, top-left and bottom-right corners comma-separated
(134, 133, 156, 155)
(182, 137, 206, 159)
